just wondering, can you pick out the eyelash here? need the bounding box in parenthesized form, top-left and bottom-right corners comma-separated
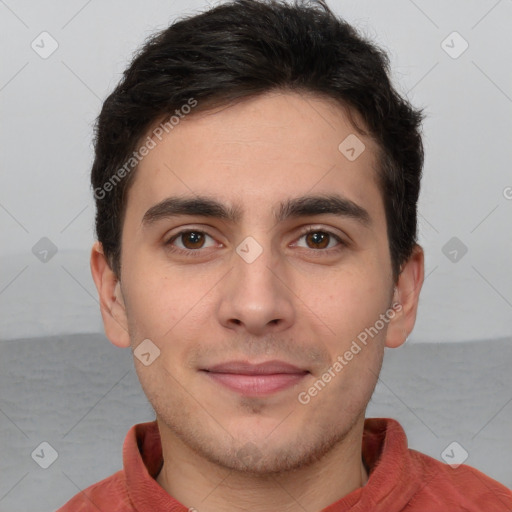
(164, 226, 347, 257)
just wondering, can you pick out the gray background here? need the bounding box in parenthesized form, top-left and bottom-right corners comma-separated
(1, 0, 512, 343)
(1, 335, 512, 510)
(0, 0, 511, 510)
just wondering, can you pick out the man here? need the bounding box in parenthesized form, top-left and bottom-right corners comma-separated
(58, 0, 512, 510)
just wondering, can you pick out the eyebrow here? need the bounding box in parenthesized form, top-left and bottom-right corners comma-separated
(141, 194, 371, 228)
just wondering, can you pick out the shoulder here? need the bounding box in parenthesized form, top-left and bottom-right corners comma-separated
(363, 418, 512, 510)
(408, 449, 512, 510)
(56, 470, 132, 511)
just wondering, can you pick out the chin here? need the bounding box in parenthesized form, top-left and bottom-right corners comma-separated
(193, 420, 351, 475)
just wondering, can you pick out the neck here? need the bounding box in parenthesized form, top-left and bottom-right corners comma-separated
(155, 419, 368, 512)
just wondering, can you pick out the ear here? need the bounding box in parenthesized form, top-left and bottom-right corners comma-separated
(90, 241, 131, 348)
(385, 244, 424, 349)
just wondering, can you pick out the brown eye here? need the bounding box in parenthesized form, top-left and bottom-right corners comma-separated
(292, 229, 346, 253)
(167, 230, 217, 251)
(305, 231, 330, 249)
(179, 231, 206, 249)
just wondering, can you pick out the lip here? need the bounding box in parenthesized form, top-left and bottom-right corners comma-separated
(201, 360, 309, 396)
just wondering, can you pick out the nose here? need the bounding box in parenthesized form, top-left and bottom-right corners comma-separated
(216, 244, 295, 336)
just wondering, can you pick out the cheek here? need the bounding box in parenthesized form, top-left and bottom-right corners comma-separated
(124, 275, 180, 340)
(122, 260, 218, 354)
(297, 261, 391, 344)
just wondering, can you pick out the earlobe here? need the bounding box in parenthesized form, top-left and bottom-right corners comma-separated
(90, 241, 131, 348)
(385, 244, 424, 349)
(385, 299, 407, 349)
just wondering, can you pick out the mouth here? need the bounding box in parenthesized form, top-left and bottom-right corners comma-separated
(200, 360, 310, 396)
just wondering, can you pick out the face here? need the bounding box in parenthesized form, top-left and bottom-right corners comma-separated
(96, 91, 419, 473)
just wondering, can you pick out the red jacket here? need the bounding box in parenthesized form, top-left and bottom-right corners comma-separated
(57, 418, 512, 511)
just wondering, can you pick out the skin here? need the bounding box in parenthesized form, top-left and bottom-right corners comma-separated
(91, 90, 424, 512)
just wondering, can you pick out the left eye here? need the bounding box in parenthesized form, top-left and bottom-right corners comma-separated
(295, 231, 341, 250)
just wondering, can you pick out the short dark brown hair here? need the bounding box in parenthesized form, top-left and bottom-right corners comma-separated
(91, 0, 424, 282)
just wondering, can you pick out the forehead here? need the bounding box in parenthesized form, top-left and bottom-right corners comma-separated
(125, 91, 384, 226)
